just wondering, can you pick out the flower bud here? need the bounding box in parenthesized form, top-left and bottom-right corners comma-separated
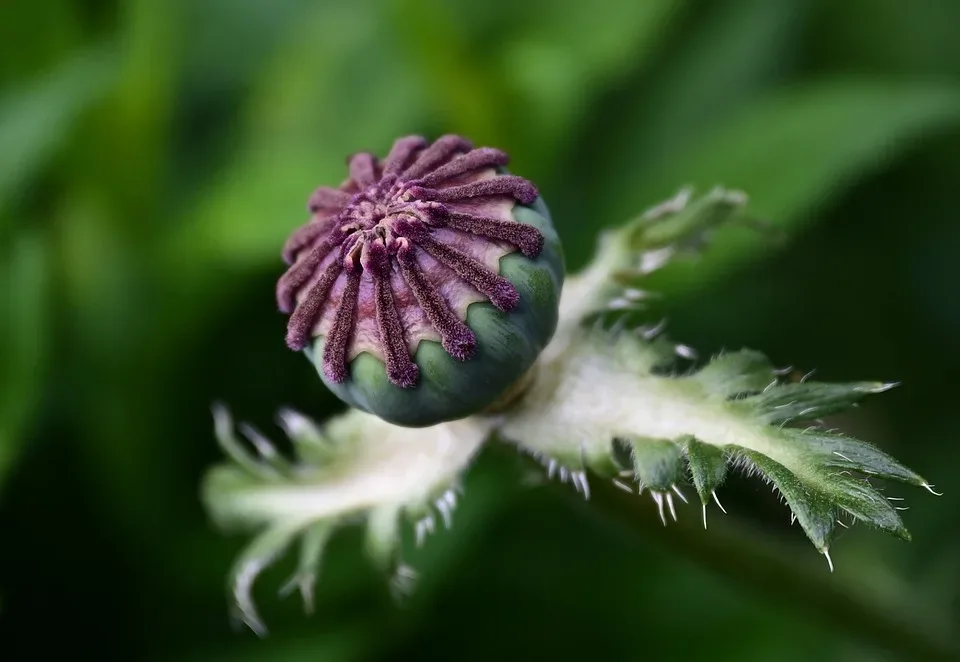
(277, 135, 564, 427)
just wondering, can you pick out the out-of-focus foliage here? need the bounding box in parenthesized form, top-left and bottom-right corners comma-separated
(1, 1, 959, 660)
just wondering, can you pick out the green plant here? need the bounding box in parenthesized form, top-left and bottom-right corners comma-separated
(7, 3, 960, 661)
(202, 176, 937, 634)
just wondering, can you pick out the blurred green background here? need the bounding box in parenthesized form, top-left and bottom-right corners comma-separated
(2, 0, 959, 660)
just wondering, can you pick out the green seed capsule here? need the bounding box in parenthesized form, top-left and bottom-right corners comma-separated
(276, 135, 564, 427)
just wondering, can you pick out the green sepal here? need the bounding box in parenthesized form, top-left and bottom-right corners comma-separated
(628, 437, 685, 491)
(736, 449, 838, 553)
(782, 428, 925, 486)
(365, 505, 402, 570)
(279, 521, 335, 614)
(748, 380, 897, 425)
(225, 517, 317, 635)
(737, 445, 911, 551)
(502, 321, 931, 554)
(695, 350, 778, 398)
(827, 473, 910, 541)
(567, 188, 756, 327)
(627, 186, 752, 252)
(683, 437, 729, 504)
(201, 405, 490, 633)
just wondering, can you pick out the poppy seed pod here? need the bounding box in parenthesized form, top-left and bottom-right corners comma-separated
(277, 135, 564, 427)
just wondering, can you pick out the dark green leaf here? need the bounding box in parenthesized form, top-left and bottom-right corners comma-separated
(0, 230, 48, 494)
(385, 0, 506, 145)
(618, 0, 809, 173)
(0, 46, 116, 216)
(173, 3, 428, 269)
(495, 0, 685, 158)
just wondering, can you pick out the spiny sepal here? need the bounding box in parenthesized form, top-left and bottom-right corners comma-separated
(682, 437, 729, 512)
(746, 380, 899, 425)
(565, 186, 758, 328)
(624, 185, 753, 253)
(498, 325, 934, 559)
(202, 404, 492, 634)
(627, 436, 685, 491)
(781, 428, 926, 485)
(515, 180, 935, 558)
